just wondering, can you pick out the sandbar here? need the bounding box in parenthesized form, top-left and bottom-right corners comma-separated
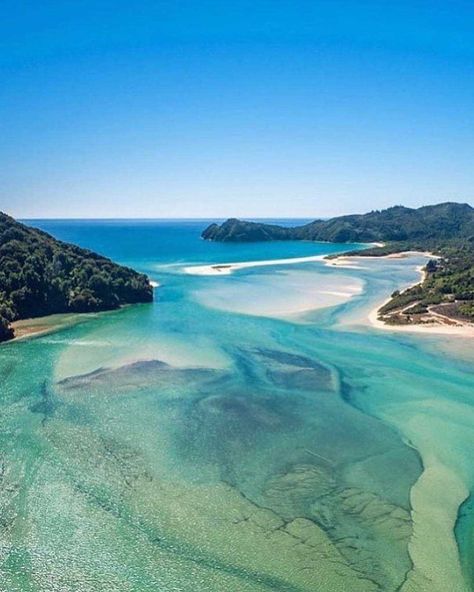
(183, 254, 327, 275)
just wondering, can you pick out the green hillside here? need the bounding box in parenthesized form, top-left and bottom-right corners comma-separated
(0, 213, 153, 342)
(202, 203, 474, 243)
(202, 203, 474, 324)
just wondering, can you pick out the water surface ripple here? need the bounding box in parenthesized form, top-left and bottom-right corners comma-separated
(1, 220, 473, 591)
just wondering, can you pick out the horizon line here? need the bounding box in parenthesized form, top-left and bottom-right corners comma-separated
(15, 200, 473, 222)
(20, 216, 318, 221)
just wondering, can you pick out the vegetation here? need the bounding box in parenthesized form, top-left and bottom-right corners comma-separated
(402, 303, 429, 315)
(202, 203, 474, 324)
(202, 202, 474, 243)
(0, 213, 153, 342)
(376, 241, 474, 322)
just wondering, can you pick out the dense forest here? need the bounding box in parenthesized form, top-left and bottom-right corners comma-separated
(202, 202, 474, 243)
(0, 213, 153, 342)
(203, 203, 474, 323)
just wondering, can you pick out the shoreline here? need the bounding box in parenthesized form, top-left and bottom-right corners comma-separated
(185, 249, 474, 337)
(369, 304, 474, 337)
(183, 254, 327, 275)
(4, 282, 160, 345)
(183, 242, 382, 276)
(324, 250, 473, 337)
(359, 255, 474, 337)
(9, 312, 96, 343)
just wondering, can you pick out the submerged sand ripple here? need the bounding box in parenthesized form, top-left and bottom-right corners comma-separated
(12, 350, 420, 591)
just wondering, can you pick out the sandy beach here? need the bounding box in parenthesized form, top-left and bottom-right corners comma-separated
(184, 249, 473, 336)
(322, 250, 473, 337)
(183, 242, 387, 276)
(323, 256, 368, 269)
(327, 250, 437, 266)
(9, 313, 86, 342)
(363, 256, 474, 337)
(7, 283, 160, 345)
(368, 302, 474, 337)
(2, 221, 473, 592)
(183, 254, 327, 275)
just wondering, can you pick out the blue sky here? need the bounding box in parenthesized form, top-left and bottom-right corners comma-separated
(1, 1, 473, 218)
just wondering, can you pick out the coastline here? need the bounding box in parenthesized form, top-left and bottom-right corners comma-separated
(323, 250, 473, 337)
(357, 255, 474, 337)
(183, 254, 327, 275)
(183, 242, 384, 276)
(368, 299, 474, 337)
(9, 312, 93, 343)
(183, 241, 384, 276)
(1, 219, 473, 591)
(185, 249, 474, 337)
(4, 282, 160, 345)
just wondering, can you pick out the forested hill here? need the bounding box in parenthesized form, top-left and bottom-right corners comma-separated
(0, 213, 153, 342)
(202, 202, 474, 243)
(203, 201, 474, 324)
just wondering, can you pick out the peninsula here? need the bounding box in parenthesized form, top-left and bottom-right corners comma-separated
(0, 213, 153, 342)
(202, 203, 474, 326)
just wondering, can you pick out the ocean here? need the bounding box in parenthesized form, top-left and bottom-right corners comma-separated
(1, 219, 473, 591)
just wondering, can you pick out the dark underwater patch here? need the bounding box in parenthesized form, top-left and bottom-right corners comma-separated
(57, 359, 223, 393)
(252, 348, 336, 392)
(29, 380, 57, 424)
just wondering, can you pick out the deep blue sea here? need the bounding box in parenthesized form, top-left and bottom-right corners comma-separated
(1, 219, 472, 592)
(24, 218, 339, 268)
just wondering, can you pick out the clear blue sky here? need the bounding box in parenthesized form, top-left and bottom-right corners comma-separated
(1, 1, 473, 218)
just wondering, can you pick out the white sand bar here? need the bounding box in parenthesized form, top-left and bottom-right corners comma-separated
(183, 254, 327, 275)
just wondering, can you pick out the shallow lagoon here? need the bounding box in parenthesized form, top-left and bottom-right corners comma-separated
(0, 220, 473, 591)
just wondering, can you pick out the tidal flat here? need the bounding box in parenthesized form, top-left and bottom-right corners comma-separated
(0, 220, 473, 591)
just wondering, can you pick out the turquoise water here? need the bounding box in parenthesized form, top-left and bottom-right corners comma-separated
(1, 220, 473, 591)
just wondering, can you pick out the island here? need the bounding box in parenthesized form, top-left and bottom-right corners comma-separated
(202, 202, 474, 326)
(0, 213, 154, 342)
